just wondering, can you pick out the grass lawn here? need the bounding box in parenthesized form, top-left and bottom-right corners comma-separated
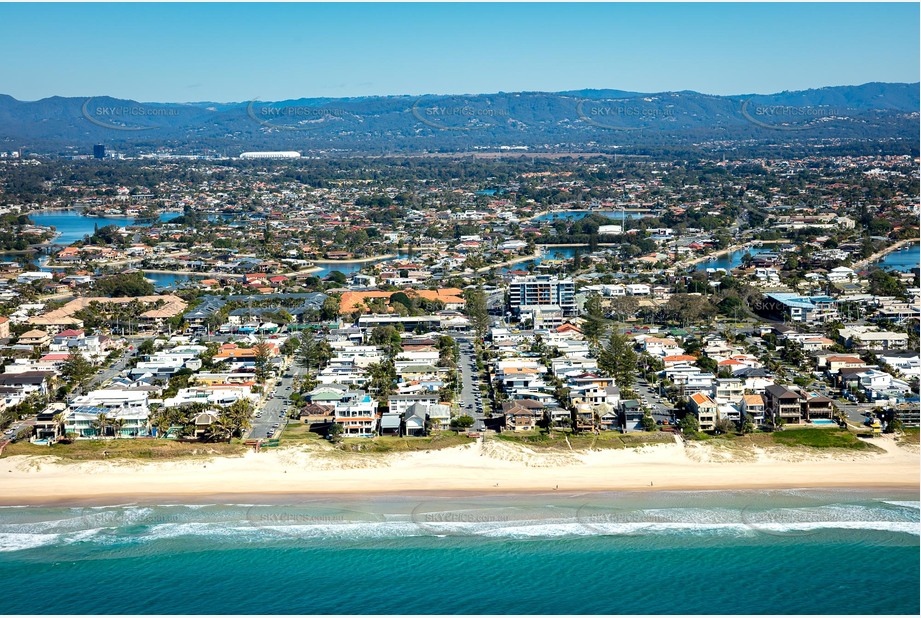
(337, 433, 475, 453)
(771, 427, 879, 451)
(897, 427, 919, 446)
(1, 438, 247, 461)
(496, 430, 673, 451)
(280, 422, 322, 443)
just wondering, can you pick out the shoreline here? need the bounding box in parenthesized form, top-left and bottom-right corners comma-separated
(3, 436, 918, 506)
(311, 253, 395, 264)
(2, 482, 918, 508)
(854, 237, 919, 269)
(475, 249, 540, 272)
(679, 238, 790, 268)
(527, 208, 653, 222)
(141, 268, 244, 279)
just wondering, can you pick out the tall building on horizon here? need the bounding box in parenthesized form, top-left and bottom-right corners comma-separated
(508, 274, 577, 316)
(93, 144, 105, 159)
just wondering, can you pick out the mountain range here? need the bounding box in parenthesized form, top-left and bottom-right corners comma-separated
(1, 82, 917, 156)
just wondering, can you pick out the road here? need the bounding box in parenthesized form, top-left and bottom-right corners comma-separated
(247, 358, 307, 439)
(455, 337, 486, 431)
(84, 350, 134, 393)
(635, 376, 676, 425)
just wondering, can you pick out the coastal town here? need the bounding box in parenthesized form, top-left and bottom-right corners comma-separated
(0, 152, 918, 461)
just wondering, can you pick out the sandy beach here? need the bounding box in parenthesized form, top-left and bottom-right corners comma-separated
(2, 434, 917, 505)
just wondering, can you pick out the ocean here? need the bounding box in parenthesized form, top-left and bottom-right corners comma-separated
(1, 489, 918, 615)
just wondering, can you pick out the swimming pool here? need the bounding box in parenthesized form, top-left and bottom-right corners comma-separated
(811, 419, 838, 426)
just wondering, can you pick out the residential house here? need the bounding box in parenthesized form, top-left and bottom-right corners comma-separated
(740, 394, 766, 425)
(388, 393, 440, 417)
(334, 391, 379, 437)
(711, 378, 744, 404)
(763, 384, 803, 425)
(620, 399, 644, 433)
(688, 392, 718, 431)
(65, 389, 150, 438)
(502, 400, 542, 432)
(838, 326, 910, 351)
(800, 392, 835, 421)
(762, 293, 838, 323)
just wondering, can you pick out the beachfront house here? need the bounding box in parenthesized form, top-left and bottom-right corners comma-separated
(740, 394, 766, 425)
(688, 392, 718, 432)
(763, 384, 803, 425)
(333, 391, 379, 437)
(64, 390, 151, 438)
(620, 399, 644, 433)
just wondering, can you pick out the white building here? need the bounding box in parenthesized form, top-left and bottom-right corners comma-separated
(239, 151, 301, 159)
(65, 390, 150, 438)
(16, 272, 53, 285)
(508, 275, 576, 316)
(334, 391, 380, 437)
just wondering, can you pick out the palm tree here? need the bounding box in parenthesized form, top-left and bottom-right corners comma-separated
(93, 412, 109, 438)
(52, 412, 66, 442)
(111, 418, 125, 439)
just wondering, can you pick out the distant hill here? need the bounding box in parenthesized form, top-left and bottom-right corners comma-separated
(0, 83, 917, 156)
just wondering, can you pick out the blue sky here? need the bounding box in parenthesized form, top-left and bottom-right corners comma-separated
(1, 2, 917, 102)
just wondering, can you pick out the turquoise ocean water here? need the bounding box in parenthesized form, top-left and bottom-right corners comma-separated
(0, 489, 918, 614)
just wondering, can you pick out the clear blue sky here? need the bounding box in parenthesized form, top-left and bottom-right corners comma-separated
(1, 2, 917, 102)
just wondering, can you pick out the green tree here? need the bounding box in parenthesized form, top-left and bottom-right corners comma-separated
(678, 413, 700, 436)
(253, 341, 272, 383)
(370, 325, 402, 357)
(598, 332, 638, 391)
(326, 271, 347, 285)
(640, 411, 657, 432)
(715, 417, 736, 435)
(93, 272, 155, 297)
(581, 293, 606, 346)
(61, 352, 94, 383)
(319, 295, 341, 321)
(451, 415, 475, 433)
(367, 360, 397, 399)
(93, 412, 110, 438)
(297, 332, 331, 371)
(464, 287, 490, 340)
(137, 338, 156, 356)
(740, 412, 755, 435)
(327, 422, 343, 443)
(608, 295, 639, 322)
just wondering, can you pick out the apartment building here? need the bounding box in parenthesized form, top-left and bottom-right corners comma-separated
(508, 275, 576, 316)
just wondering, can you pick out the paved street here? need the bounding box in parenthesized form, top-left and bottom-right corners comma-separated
(247, 358, 307, 439)
(635, 376, 676, 424)
(455, 336, 486, 431)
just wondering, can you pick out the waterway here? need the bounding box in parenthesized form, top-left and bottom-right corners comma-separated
(694, 247, 775, 271)
(499, 246, 585, 274)
(29, 210, 181, 245)
(874, 243, 920, 272)
(533, 210, 647, 222)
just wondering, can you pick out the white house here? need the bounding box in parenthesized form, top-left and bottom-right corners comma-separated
(334, 391, 380, 437)
(66, 390, 151, 438)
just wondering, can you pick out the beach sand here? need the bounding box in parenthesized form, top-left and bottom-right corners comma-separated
(2, 434, 918, 505)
